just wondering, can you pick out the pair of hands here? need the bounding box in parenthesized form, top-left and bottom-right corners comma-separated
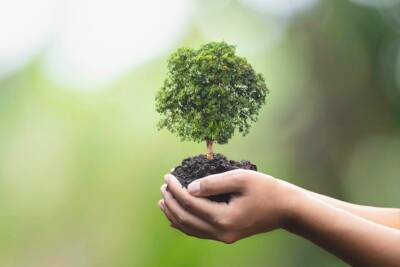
(158, 169, 297, 243)
(159, 169, 400, 266)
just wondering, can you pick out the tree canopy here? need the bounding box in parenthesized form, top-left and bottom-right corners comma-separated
(156, 41, 268, 145)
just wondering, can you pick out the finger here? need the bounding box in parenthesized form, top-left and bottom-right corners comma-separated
(187, 169, 248, 197)
(164, 169, 175, 183)
(160, 198, 215, 240)
(171, 221, 217, 240)
(159, 199, 179, 226)
(160, 190, 219, 240)
(165, 206, 217, 241)
(161, 184, 217, 234)
(165, 174, 227, 223)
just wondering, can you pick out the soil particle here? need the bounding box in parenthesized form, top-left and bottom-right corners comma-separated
(171, 153, 257, 202)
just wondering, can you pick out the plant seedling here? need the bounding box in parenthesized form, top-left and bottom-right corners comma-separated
(156, 41, 268, 202)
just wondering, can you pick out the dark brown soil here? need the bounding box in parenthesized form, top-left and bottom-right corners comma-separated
(171, 153, 257, 203)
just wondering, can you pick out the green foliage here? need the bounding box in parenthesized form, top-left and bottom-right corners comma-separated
(155, 41, 268, 144)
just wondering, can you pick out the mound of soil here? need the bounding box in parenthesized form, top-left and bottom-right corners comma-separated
(171, 153, 257, 203)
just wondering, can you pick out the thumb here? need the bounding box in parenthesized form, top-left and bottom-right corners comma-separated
(187, 169, 246, 197)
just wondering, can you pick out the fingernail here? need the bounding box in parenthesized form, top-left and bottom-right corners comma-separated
(160, 184, 167, 194)
(171, 176, 181, 186)
(164, 174, 170, 183)
(188, 181, 200, 195)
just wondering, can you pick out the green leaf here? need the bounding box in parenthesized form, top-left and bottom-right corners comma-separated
(155, 41, 269, 145)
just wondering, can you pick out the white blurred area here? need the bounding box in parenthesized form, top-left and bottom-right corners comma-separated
(0, 0, 192, 89)
(0, 0, 328, 90)
(239, 0, 319, 18)
(2, 0, 398, 90)
(0, 0, 58, 78)
(42, 0, 192, 89)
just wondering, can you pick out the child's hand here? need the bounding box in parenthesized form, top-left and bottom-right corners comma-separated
(159, 169, 400, 266)
(158, 169, 297, 243)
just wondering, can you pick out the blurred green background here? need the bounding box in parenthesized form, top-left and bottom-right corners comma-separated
(0, 0, 400, 266)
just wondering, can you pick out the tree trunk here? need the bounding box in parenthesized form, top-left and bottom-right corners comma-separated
(206, 140, 214, 160)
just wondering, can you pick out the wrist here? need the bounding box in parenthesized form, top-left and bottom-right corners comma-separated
(275, 179, 308, 230)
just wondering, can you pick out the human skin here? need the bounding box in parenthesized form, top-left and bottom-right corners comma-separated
(158, 169, 400, 267)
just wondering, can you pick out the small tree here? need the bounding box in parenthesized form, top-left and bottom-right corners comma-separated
(156, 41, 268, 160)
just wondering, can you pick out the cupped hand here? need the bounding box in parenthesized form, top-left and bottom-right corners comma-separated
(158, 169, 298, 244)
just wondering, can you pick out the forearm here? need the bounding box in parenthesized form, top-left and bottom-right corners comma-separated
(278, 179, 400, 229)
(284, 189, 400, 267)
(306, 190, 400, 229)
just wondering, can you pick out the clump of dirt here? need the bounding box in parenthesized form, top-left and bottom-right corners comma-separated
(171, 153, 257, 202)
